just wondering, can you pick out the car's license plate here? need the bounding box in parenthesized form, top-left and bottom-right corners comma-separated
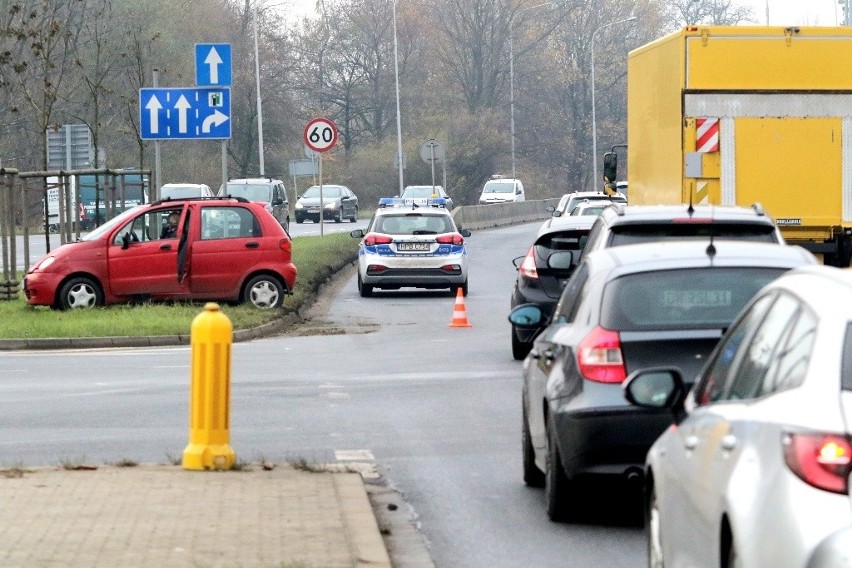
(397, 242, 430, 251)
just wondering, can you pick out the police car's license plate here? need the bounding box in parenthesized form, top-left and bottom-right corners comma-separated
(397, 242, 430, 251)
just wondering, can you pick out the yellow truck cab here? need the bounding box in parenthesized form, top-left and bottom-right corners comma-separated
(604, 26, 852, 266)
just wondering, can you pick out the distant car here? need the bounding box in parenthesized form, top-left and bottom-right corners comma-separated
(400, 185, 454, 210)
(583, 203, 786, 254)
(510, 215, 596, 360)
(159, 183, 215, 199)
(550, 191, 627, 217)
(624, 264, 852, 568)
(350, 198, 471, 297)
(294, 184, 358, 223)
(221, 178, 290, 233)
(508, 241, 817, 522)
(23, 197, 297, 310)
(479, 177, 525, 204)
(569, 202, 608, 217)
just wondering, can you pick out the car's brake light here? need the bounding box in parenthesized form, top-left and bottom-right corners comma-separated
(435, 233, 464, 245)
(364, 233, 393, 246)
(783, 432, 852, 494)
(671, 218, 713, 224)
(576, 326, 626, 383)
(278, 239, 292, 253)
(519, 245, 537, 280)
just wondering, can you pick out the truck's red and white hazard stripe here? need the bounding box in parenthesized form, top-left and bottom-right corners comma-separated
(696, 117, 720, 153)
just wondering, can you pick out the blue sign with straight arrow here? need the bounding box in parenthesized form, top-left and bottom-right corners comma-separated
(195, 43, 232, 87)
(139, 87, 231, 140)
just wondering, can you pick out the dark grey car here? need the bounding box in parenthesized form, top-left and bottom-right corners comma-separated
(294, 184, 358, 223)
(509, 240, 817, 522)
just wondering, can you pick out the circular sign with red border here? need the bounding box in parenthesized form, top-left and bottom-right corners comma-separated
(303, 117, 338, 153)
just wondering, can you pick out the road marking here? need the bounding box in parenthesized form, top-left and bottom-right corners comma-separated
(334, 449, 374, 461)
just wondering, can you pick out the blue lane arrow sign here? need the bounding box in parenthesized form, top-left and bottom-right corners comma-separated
(139, 87, 231, 140)
(195, 43, 232, 86)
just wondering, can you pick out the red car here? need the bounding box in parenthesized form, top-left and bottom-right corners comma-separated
(24, 197, 297, 310)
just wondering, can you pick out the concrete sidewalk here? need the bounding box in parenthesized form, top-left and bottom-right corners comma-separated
(0, 462, 392, 568)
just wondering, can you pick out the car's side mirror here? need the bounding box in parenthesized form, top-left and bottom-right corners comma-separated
(460, 228, 471, 237)
(121, 232, 132, 250)
(508, 304, 545, 328)
(350, 229, 364, 238)
(623, 368, 689, 422)
(547, 251, 574, 269)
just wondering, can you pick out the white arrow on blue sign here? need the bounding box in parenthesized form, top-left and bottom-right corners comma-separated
(139, 87, 231, 140)
(195, 43, 232, 87)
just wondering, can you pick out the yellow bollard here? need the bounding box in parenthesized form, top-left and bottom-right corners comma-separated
(182, 302, 236, 470)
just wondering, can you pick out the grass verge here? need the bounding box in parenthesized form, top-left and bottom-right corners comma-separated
(0, 232, 358, 339)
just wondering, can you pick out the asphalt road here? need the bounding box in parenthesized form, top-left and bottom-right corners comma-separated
(0, 221, 646, 568)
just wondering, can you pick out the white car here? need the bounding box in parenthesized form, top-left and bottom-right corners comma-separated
(478, 177, 524, 204)
(350, 198, 470, 297)
(624, 264, 852, 568)
(159, 183, 215, 200)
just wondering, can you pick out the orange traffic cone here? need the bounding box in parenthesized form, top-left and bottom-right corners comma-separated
(448, 287, 472, 328)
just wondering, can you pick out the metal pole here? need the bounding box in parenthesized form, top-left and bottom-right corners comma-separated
(591, 16, 636, 190)
(153, 69, 162, 200)
(253, 6, 265, 176)
(510, 30, 516, 180)
(393, 0, 404, 194)
(221, 141, 228, 190)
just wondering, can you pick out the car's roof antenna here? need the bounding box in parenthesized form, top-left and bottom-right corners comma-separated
(687, 191, 695, 217)
(706, 234, 717, 261)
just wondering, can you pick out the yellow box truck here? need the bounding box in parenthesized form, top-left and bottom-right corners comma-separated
(603, 26, 852, 266)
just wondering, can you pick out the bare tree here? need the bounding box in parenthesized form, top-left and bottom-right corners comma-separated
(663, 0, 756, 29)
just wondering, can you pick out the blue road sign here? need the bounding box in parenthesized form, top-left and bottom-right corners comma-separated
(139, 88, 231, 140)
(195, 43, 232, 87)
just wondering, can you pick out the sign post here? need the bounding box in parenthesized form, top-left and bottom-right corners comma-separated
(303, 117, 338, 236)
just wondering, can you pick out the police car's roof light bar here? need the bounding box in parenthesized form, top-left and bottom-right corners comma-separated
(378, 197, 447, 209)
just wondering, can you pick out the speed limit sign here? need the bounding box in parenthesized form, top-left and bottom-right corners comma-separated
(304, 117, 338, 153)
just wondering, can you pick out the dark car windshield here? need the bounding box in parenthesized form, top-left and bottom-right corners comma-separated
(302, 186, 342, 198)
(601, 267, 788, 331)
(609, 223, 778, 245)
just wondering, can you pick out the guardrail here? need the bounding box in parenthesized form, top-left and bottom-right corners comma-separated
(451, 198, 560, 231)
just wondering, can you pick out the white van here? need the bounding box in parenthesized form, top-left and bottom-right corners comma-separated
(478, 177, 525, 204)
(159, 183, 215, 200)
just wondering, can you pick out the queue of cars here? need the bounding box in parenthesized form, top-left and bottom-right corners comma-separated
(508, 196, 852, 564)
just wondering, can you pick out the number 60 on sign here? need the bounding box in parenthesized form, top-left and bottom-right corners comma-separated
(304, 117, 338, 153)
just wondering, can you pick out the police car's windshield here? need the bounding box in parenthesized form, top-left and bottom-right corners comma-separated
(483, 182, 514, 193)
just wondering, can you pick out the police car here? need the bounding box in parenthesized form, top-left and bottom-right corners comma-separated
(350, 198, 471, 297)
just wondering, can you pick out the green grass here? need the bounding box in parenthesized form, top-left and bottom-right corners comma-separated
(0, 232, 358, 339)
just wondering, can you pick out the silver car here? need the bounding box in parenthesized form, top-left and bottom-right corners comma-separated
(350, 199, 470, 297)
(624, 264, 852, 568)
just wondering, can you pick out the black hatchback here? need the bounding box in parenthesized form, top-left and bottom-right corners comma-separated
(508, 240, 817, 522)
(510, 216, 596, 360)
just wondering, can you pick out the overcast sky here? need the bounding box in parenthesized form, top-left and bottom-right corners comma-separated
(283, 0, 843, 27)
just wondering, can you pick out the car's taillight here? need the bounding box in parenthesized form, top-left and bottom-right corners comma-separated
(435, 233, 464, 245)
(279, 239, 292, 253)
(784, 432, 852, 494)
(576, 326, 626, 383)
(364, 233, 393, 246)
(519, 245, 537, 280)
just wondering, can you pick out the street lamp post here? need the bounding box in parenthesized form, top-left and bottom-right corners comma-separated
(392, 0, 404, 194)
(590, 16, 636, 188)
(510, 2, 552, 181)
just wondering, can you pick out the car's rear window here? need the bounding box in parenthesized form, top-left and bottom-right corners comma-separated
(535, 230, 588, 255)
(375, 214, 452, 235)
(601, 267, 788, 331)
(609, 223, 778, 245)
